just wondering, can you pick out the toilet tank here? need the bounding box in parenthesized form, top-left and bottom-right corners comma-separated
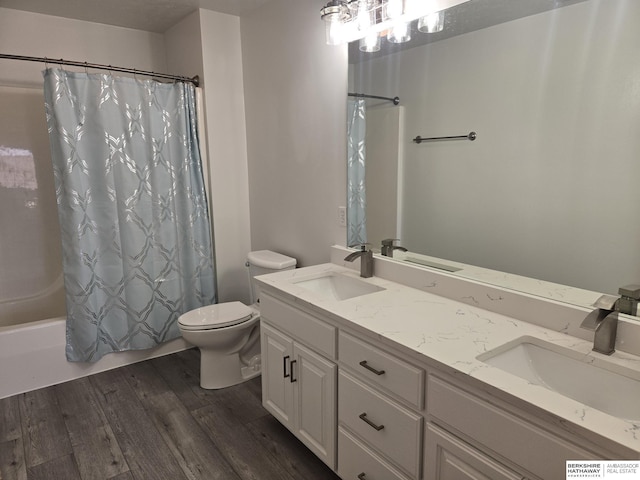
(247, 250, 296, 304)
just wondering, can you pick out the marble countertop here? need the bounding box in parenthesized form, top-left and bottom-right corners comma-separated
(390, 249, 604, 309)
(255, 262, 640, 455)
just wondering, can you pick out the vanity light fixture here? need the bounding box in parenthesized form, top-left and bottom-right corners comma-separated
(321, 0, 468, 46)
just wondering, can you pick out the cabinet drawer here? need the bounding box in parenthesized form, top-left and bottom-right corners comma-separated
(339, 331, 424, 408)
(428, 375, 596, 480)
(339, 371, 423, 479)
(261, 293, 336, 358)
(425, 423, 523, 480)
(338, 427, 410, 480)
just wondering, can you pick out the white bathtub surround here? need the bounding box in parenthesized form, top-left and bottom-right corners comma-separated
(256, 250, 640, 456)
(0, 86, 67, 329)
(0, 318, 191, 399)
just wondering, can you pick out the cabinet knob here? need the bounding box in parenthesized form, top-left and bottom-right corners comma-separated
(357, 473, 367, 480)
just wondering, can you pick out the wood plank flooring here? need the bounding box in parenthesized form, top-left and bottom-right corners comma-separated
(0, 349, 342, 480)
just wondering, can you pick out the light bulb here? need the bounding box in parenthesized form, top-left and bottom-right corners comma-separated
(359, 32, 381, 52)
(325, 18, 345, 45)
(386, 0, 403, 19)
(356, 0, 372, 31)
(418, 11, 444, 33)
(388, 21, 411, 43)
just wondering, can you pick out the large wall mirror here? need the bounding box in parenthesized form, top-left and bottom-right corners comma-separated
(347, 0, 640, 308)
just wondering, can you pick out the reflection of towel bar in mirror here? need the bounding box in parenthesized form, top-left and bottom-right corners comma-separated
(413, 131, 477, 143)
(348, 92, 400, 105)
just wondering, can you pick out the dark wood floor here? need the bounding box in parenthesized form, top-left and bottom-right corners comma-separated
(0, 349, 342, 480)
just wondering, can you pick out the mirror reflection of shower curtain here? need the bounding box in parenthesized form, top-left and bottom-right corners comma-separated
(347, 98, 367, 246)
(43, 69, 216, 362)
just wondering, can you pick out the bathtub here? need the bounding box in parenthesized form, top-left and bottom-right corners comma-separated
(0, 316, 191, 399)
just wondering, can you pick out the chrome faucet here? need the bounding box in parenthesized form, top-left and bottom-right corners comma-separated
(344, 244, 373, 278)
(618, 284, 640, 316)
(580, 285, 640, 355)
(381, 238, 408, 258)
(581, 294, 619, 355)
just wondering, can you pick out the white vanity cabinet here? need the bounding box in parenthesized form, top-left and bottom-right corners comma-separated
(256, 264, 640, 480)
(260, 294, 337, 469)
(337, 331, 425, 480)
(425, 374, 625, 480)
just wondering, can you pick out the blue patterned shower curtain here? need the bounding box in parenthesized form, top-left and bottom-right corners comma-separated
(347, 98, 367, 246)
(43, 69, 216, 362)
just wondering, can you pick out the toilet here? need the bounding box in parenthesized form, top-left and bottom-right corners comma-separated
(178, 250, 296, 389)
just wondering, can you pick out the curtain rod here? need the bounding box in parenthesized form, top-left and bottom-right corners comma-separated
(0, 53, 200, 87)
(348, 92, 400, 105)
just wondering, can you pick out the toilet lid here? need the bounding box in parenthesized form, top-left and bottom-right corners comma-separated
(178, 302, 254, 331)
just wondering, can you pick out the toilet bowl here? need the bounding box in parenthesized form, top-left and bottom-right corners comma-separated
(178, 250, 296, 389)
(179, 302, 261, 389)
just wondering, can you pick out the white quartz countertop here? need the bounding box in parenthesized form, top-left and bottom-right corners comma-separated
(255, 262, 640, 455)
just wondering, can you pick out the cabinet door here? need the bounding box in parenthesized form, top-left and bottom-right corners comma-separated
(293, 342, 337, 469)
(261, 323, 294, 430)
(425, 423, 523, 480)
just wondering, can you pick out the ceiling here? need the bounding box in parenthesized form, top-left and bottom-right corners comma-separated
(0, 0, 273, 33)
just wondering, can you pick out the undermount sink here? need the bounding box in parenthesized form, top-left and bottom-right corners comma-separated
(291, 272, 385, 301)
(478, 337, 640, 421)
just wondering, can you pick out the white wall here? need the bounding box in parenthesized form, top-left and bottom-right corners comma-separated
(166, 10, 253, 304)
(164, 11, 204, 81)
(199, 10, 253, 303)
(241, 0, 348, 267)
(0, 8, 167, 87)
(351, 0, 640, 293)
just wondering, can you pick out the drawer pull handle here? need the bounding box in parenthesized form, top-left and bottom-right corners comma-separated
(357, 474, 367, 480)
(359, 412, 384, 431)
(283, 355, 290, 378)
(359, 360, 385, 376)
(290, 359, 297, 383)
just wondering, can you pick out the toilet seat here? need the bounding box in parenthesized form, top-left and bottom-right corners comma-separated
(178, 302, 255, 331)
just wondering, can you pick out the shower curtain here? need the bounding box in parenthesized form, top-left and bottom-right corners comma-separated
(43, 69, 216, 362)
(347, 98, 367, 246)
